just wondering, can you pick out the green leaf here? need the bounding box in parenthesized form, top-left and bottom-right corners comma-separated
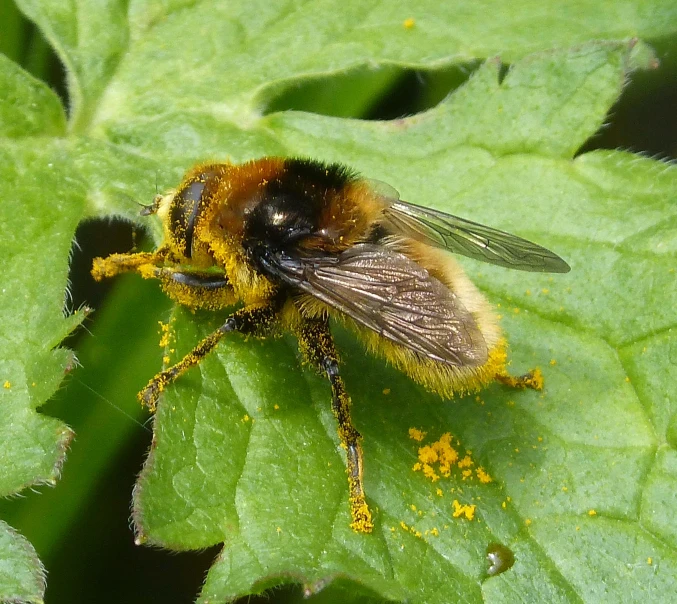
(0, 134, 83, 601)
(0, 53, 66, 137)
(0, 520, 45, 604)
(2, 1, 677, 602)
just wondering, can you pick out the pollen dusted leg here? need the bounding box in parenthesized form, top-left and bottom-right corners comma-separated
(495, 367, 544, 391)
(91, 249, 169, 280)
(296, 317, 374, 534)
(139, 303, 277, 412)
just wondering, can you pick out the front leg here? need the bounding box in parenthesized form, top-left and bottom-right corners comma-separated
(91, 247, 170, 281)
(93, 250, 237, 309)
(151, 267, 236, 310)
(295, 316, 374, 534)
(140, 302, 278, 412)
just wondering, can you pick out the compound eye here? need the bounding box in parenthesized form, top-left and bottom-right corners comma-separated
(170, 173, 214, 258)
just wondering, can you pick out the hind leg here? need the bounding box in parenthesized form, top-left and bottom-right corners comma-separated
(295, 316, 373, 534)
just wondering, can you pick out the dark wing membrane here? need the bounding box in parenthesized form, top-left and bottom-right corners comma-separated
(268, 244, 488, 367)
(382, 200, 570, 273)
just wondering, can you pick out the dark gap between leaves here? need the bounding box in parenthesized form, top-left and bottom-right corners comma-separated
(262, 63, 481, 120)
(5, 9, 69, 115)
(577, 39, 677, 159)
(65, 218, 137, 322)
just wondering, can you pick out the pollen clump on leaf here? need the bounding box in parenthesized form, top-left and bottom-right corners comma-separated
(412, 432, 463, 480)
(458, 455, 473, 469)
(158, 320, 174, 348)
(476, 467, 493, 483)
(452, 499, 476, 521)
(408, 430, 497, 525)
(408, 427, 427, 442)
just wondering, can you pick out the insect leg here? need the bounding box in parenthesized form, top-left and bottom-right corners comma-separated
(296, 317, 374, 534)
(91, 247, 170, 280)
(152, 268, 229, 290)
(495, 368, 544, 391)
(151, 267, 236, 310)
(139, 302, 277, 412)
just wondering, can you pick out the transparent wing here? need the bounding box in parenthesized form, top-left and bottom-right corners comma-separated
(380, 198, 570, 273)
(266, 244, 488, 367)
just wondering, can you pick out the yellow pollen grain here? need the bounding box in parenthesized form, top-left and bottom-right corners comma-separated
(418, 445, 438, 464)
(525, 518, 532, 526)
(452, 500, 476, 521)
(242, 414, 250, 422)
(436, 488, 443, 497)
(458, 455, 473, 469)
(383, 388, 391, 395)
(422, 464, 439, 482)
(550, 359, 557, 366)
(274, 404, 280, 410)
(403, 17, 415, 28)
(3, 381, 10, 389)
(408, 427, 427, 442)
(542, 288, 550, 294)
(410, 504, 417, 512)
(476, 467, 492, 483)
(158, 321, 173, 348)
(648, 557, 653, 565)
(588, 509, 597, 516)
(400, 521, 408, 531)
